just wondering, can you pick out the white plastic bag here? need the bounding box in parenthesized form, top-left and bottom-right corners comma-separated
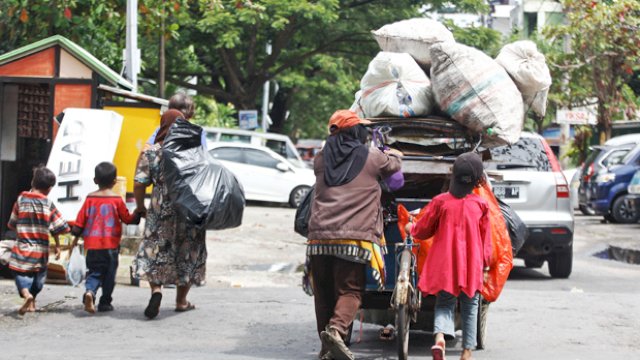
(495, 41, 552, 117)
(359, 52, 434, 118)
(66, 246, 86, 286)
(0, 240, 15, 266)
(372, 18, 455, 67)
(430, 42, 524, 146)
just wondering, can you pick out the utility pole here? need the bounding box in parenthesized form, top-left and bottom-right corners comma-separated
(158, 8, 166, 98)
(125, 0, 140, 92)
(261, 42, 272, 132)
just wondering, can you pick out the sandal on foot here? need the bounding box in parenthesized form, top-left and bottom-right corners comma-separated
(174, 302, 195, 312)
(379, 325, 395, 341)
(144, 292, 162, 319)
(84, 292, 96, 314)
(431, 344, 445, 360)
(320, 326, 354, 360)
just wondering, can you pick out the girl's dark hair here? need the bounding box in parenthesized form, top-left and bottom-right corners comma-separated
(339, 124, 369, 144)
(169, 92, 195, 120)
(95, 162, 117, 188)
(31, 166, 56, 190)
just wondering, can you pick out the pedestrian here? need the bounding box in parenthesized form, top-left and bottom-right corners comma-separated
(405, 152, 492, 360)
(146, 92, 207, 148)
(70, 162, 141, 314)
(132, 109, 207, 319)
(307, 110, 402, 360)
(7, 166, 70, 315)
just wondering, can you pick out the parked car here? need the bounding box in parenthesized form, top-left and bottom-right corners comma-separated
(624, 170, 640, 219)
(578, 145, 634, 215)
(486, 132, 575, 278)
(204, 127, 307, 169)
(588, 143, 640, 223)
(563, 168, 580, 210)
(209, 143, 314, 207)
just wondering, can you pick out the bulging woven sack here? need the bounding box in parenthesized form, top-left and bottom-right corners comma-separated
(359, 52, 434, 118)
(430, 42, 524, 146)
(496, 40, 552, 117)
(372, 18, 455, 67)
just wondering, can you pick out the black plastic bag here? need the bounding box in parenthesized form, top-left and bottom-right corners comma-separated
(496, 197, 528, 256)
(162, 119, 245, 230)
(294, 185, 315, 237)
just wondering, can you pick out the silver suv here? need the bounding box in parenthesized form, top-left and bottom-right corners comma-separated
(486, 132, 575, 278)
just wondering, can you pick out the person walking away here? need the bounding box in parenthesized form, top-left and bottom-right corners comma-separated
(406, 152, 492, 360)
(7, 166, 70, 315)
(70, 162, 141, 314)
(133, 109, 208, 319)
(146, 92, 207, 148)
(307, 110, 402, 360)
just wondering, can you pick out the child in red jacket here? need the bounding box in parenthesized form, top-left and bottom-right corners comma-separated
(406, 152, 492, 360)
(71, 162, 140, 313)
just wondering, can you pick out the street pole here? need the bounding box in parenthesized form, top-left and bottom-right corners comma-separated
(125, 0, 139, 92)
(261, 42, 272, 132)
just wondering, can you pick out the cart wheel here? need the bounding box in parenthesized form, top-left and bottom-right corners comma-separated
(344, 322, 354, 346)
(396, 304, 410, 360)
(476, 299, 490, 350)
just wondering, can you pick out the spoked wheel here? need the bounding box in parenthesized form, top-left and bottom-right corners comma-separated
(396, 304, 410, 360)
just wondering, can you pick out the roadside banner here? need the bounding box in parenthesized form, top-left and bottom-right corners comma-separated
(46, 108, 123, 221)
(556, 108, 597, 125)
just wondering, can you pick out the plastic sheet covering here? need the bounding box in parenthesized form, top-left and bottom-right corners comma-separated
(294, 185, 315, 238)
(162, 119, 245, 230)
(396, 182, 513, 302)
(497, 197, 528, 256)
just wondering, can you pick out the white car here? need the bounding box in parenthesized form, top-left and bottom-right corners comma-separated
(209, 143, 314, 207)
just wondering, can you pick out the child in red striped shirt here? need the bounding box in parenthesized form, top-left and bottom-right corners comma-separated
(71, 162, 140, 314)
(8, 166, 70, 315)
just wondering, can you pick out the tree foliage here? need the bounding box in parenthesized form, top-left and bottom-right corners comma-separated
(544, 0, 640, 142)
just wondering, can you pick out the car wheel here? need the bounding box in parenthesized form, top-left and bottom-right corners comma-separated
(548, 246, 572, 279)
(611, 196, 640, 224)
(289, 186, 311, 208)
(524, 258, 544, 268)
(579, 204, 596, 216)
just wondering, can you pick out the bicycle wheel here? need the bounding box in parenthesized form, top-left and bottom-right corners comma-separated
(396, 303, 410, 360)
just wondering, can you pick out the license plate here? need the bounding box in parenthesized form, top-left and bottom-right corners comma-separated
(493, 186, 520, 199)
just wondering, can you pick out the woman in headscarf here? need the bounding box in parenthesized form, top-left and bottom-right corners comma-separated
(307, 110, 402, 360)
(132, 109, 207, 319)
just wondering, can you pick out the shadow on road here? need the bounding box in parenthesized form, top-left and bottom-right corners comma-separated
(507, 266, 551, 281)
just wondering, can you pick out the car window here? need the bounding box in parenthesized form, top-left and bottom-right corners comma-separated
(205, 132, 219, 142)
(602, 149, 630, 167)
(265, 139, 288, 158)
(581, 148, 603, 176)
(210, 147, 243, 163)
(244, 148, 280, 169)
(487, 137, 551, 171)
(220, 134, 251, 143)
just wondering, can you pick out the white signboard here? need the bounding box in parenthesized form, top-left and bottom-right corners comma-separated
(46, 108, 123, 221)
(556, 108, 597, 125)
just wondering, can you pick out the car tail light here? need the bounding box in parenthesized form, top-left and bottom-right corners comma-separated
(541, 138, 570, 199)
(584, 163, 595, 182)
(551, 227, 568, 235)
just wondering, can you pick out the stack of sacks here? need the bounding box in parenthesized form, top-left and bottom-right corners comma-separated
(352, 52, 434, 119)
(495, 40, 552, 118)
(430, 42, 524, 147)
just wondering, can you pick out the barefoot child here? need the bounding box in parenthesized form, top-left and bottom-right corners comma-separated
(7, 166, 70, 315)
(406, 152, 492, 360)
(71, 162, 140, 313)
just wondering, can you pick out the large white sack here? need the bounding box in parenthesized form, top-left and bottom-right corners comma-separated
(430, 43, 524, 146)
(359, 52, 434, 118)
(496, 40, 552, 117)
(349, 90, 366, 119)
(372, 18, 455, 67)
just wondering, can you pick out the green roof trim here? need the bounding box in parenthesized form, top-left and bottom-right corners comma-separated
(0, 35, 133, 90)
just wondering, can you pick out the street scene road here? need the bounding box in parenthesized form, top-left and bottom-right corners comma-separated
(1, 204, 639, 359)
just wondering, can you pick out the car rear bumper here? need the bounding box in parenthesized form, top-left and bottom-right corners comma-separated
(517, 225, 573, 258)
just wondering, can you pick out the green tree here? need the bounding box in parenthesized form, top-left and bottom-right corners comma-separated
(544, 0, 640, 143)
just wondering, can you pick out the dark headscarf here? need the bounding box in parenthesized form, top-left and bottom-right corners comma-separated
(323, 124, 369, 187)
(155, 109, 185, 144)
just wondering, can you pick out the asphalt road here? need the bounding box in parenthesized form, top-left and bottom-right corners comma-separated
(1, 206, 639, 359)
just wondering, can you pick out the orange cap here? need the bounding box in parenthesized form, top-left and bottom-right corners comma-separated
(328, 110, 371, 133)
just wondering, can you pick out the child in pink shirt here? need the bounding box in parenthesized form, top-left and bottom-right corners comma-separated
(407, 152, 492, 360)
